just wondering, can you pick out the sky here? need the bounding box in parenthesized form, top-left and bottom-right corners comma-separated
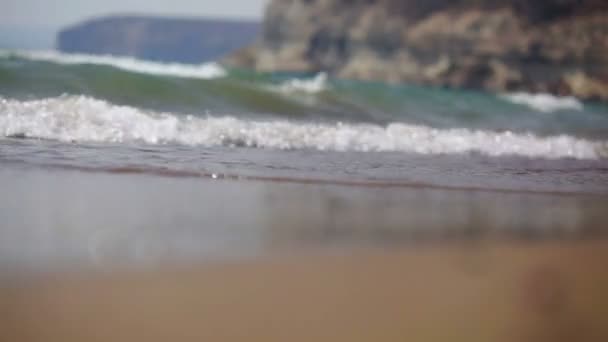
(4, 0, 268, 28)
(1, 0, 268, 49)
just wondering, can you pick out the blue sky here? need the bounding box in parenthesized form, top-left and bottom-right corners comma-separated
(1, 0, 268, 48)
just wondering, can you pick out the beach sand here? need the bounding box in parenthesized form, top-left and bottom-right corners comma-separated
(2, 240, 608, 342)
(1, 167, 607, 341)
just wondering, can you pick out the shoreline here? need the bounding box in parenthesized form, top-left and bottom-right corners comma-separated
(4, 152, 608, 197)
(1, 165, 607, 272)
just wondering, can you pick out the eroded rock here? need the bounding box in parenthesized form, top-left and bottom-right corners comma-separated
(226, 0, 608, 101)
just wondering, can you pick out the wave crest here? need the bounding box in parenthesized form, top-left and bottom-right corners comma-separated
(1, 95, 605, 159)
(0, 50, 227, 79)
(501, 92, 584, 113)
(276, 72, 329, 94)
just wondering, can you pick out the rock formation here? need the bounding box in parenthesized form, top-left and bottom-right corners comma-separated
(225, 0, 608, 101)
(58, 16, 260, 64)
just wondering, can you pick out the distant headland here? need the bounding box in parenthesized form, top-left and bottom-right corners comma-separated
(57, 15, 260, 64)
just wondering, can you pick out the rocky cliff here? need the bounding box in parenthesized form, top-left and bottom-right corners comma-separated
(58, 16, 260, 64)
(226, 0, 608, 101)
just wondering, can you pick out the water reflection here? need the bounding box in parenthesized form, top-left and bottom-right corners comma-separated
(0, 166, 606, 272)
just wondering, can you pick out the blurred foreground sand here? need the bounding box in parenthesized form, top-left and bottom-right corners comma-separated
(2, 240, 607, 342)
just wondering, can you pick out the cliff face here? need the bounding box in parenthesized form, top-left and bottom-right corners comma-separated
(227, 0, 608, 101)
(58, 16, 260, 64)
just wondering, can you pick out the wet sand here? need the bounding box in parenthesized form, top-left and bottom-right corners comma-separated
(1, 165, 607, 270)
(2, 240, 608, 342)
(1, 166, 608, 341)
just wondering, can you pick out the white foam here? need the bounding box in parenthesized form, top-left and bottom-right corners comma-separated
(1, 95, 605, 160)
(0, 50, 227, 79)
(276, 72, 329, 94)
(501, 92, 584, 113)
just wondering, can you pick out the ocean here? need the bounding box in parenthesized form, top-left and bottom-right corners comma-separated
(1, 50, 608, 271)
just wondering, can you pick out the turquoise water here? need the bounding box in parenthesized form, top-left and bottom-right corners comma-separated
(1, 50, 608, 270)
(1, 50, 607, 182)
(2, 51, 608, 138)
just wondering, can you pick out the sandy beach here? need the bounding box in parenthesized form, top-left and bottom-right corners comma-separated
(1, 156, 607, 342)
(2, 239, 608, 342)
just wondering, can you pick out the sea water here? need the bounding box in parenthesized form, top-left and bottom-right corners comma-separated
(1, 50, 607, 270)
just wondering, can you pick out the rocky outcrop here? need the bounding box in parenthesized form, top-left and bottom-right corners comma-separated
(58, 16, 259, 64)
(226, 0, 608, 101)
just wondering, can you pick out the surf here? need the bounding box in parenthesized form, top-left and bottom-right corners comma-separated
(1, 95, 605, 160)
(0, 50, 227, 79)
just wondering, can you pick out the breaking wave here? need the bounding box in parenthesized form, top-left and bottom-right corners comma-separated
(1, 95, 605, 160)
(275, 72, 329, 94)
(501, 92, 584, 113)
(0, 50, 227, 79)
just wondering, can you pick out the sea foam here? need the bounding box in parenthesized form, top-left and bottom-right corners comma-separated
(0, 50, 227, 80)
(501, 92, 584, 113)
(1, 95, 605, 160)
(276, 72, 329, 94)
